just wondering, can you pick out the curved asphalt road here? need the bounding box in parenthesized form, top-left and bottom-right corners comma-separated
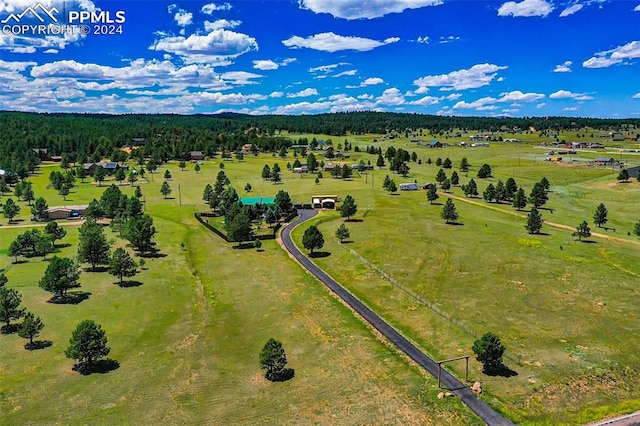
(281, 209, 513, 426)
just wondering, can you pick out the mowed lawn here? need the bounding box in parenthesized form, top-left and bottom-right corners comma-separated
(0, 161, 476, 424)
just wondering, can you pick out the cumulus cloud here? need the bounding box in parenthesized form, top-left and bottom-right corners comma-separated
(298, 0, 443, 20)
(559, 4, 583, 17)
(269, 91, 283, 98)
(553, 60, 572, 72)
(219, 71, 262, 85)
(439, 36, 460, 44)
(283, 32, 399, 52)
(549, 90, 593, 100)
(204, 19, 241, 31)
(361, 77, 384, 86)
(376, 88, 405, 105)
(563, 107, 578, 111)
(583, 41, 640, 68)
(287, 88, 319, 98)
(414, 63, 508, 91)
(150, 28, 258, 65)
(537, 103, 546, 108)
(634, 4, 640, 11)
(634, 93, 640, 99)
(173, 10, 193, 27)
(253, 60, 279, 70)
(453, 90, 544, 110)
(498, 0, 554, 17)
(498, 90, 545, 102)
(201, 3, 232, 14)
(416, 36, 429, 44)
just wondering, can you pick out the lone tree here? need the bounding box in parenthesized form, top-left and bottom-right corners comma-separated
(160, 181, 172, 199)
(18, 312, 44, 348)
(45, 221, 67, 248)
(39, 256, 81, 300)
(108, 248, 138, 285)
(0, 287, 25, 331)
(427, 186, 439, 204)
(302, 225, 324, 254)
(473, 332, 506, 374)
(164, 169, 172, 180)
(179, 160, 186, 171)
(3, 198, 21, 223)
(573, 220, 592, 241)
(441, 198, 459, 224)
(65, 320, 110, 369)
(31, 197, 49, 221)
(477, 164, 492, 178)
(244, 183, 252, 193)
(593, 203, 608, 228)
(340, 195, 358, 220)
(335, 223, 350, 243)
(525, 207, 544, 234)
(259, 338, 289, 381)
(387, 180, 397, 194)
(194, 163, 201, 174)
(459, 157, 469, 172)
(442, 157, 452, 169)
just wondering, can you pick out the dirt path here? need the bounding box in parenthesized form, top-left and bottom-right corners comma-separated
(441, 192, 640, 246)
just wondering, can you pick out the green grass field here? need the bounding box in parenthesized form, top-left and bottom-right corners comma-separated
(2, 130, 640, 424)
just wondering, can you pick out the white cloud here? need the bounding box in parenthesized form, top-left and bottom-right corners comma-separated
(281, 58, 296, 66)
(44, 49, 58, 54)
(439, 36, 460, 44)
(361, 77, 384, 86)
(174, 10, 193, 27)
(537, 103, 546, 108)
(269, 91, 283, 98)
(414, 63, 508, 91)
(376, 87, 405, 105)
(201, 3, 232, 14)
(282, 32, 399, 52)
(298, 0, 443, 20)
(308, 63, 349, 73)
(549, 90, 593, 100)
(498, 0, 554, 17)
(287, 88, 319, 98)
(410, 95, 440, 106)
(334, 69, 357, 77)
(498, 90, 545, 102)
(204, 19, 241, 31)
(273, 100, 332, 115)
(357, 94, 374, 99)
(634, 93, 640, 99)
(583, 41, 640, 68)
(563, 107, 579, 111)
(416, 36, 429, 44)
(553, 60, 572, 72)
(219, 71, 262, 85)
(559, 4, 583, 17)
(150, 28, 258, 65)
(253, 60, 279, 70)
(634, 4, 640, 11)
(453, 97, 497, 109)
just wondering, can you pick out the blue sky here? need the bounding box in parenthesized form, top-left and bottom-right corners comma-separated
(0, 0, 638, 117)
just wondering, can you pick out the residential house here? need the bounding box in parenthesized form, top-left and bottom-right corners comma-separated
(189, 151, 204, 161)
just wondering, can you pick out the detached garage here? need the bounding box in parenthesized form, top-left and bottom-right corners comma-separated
(312, 195, 338, 210)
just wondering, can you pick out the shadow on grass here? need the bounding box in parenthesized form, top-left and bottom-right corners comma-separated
(579, 240, 597, 244)
(72, 359, 120, 375)
(138, 249, 166, 258)
(48, 291, 91, 305)
(429, 202, 443, 206)
(118, 280, 143, 288)
(86, 266, 108, 273)
(529, 232, 550, 236)
(55, 243, 72, 249)
(346, 218, 363, 223)
(265, 368, 295, 382)
(485, 364, 518, 378)
(309, 251, 331, 258)
(445, 222, 464, 226)
(25, 340, 53, 350)
(0, 324, 19, 334)
(11, 260, 28, 265)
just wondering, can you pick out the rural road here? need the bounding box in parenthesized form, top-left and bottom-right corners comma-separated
(280, 209, 513, 426)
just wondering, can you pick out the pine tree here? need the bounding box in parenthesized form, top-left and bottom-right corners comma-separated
(593, 203, 608, 228)
(427, 186, 439, 204)
(441, 198, 459, 224)
(18, 312, 44, 347)
(525, 207, 544, 234)
(573, 221, 591, 241)
(512, 187, 527, 210)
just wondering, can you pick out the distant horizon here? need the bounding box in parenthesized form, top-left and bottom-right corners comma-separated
(0, 0, 638, 117)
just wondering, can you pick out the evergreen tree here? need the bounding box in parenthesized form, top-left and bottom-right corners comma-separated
(473, 332, 506, 374)
(477, 164, 492, 178)
(77, 219, 111, 270)
(65, 320, 110, 367)
(31, 197, 49, 221)
(18, 312, 44, 347)
(436, 168, 447, 184)
(441, 198, 459, 224)
(164, 169, 172, 180)
(244, 183, 252, 192)
(123, 214, 156, 254)
(512, 187, 527, 211)
(459, 157, 469, 172)
(3, 198, 20, 223)
(593, 203, 608, 228)
(39, 256, 81, 300)
(525, 207, 544, 234)
(634, 220, 640, 238)
(435, 157, 442, 166)
(335, 223, 350, 243)
(483, 183, 497, 203)
(195, 163, 201, 173)
(441, 179, 451, 192)
(302, 225, 324, 254)
(108, 248, 138, 285)
(45, 221, 67, 247)
(160, 181, 172, 198)
(259, 338, 289, 381)
(573, 220, 591, 241)
(340, 195, 358, 220)
(462, 179, 479, 198)
(442, 157, 452, 169)
(528, 182, 548, 208)
(450, 171, 459, 186)
(179, 160, 186, 171)
(505, 178, 518, 201)
(387, 180, 397, 194)
(127, 170, 137, 186)
(427, 186, 439, 204)
(0, 287, 25, 330)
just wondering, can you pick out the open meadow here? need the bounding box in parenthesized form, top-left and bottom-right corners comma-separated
(1, 128, 640, 424)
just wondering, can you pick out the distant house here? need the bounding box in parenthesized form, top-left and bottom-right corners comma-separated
(422, 182, 435, 190)
(241, 144, 254, 154)
(399, 182, 419, 191)
(46, 205, 88, 220)
(471, 142, 490, 147)
(189, 151, 204, 161)
(593, 157, 616, 166)
(31, 148, 50, 160)
(83, 162, 123, 175)
(323, 162, 349, 171)
(429, 140, 443, 148)
(293, 165, 308, 173)
(587, 143, 605, 149)
(50, 155, 63, 162)
(312, 195, 338, 210)
(504, 138, 519, 143)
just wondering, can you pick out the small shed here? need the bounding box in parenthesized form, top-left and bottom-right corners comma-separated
(399, 183, 419, 191)
(593, 157, 615, 166)
(429, 140, 443, 148)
